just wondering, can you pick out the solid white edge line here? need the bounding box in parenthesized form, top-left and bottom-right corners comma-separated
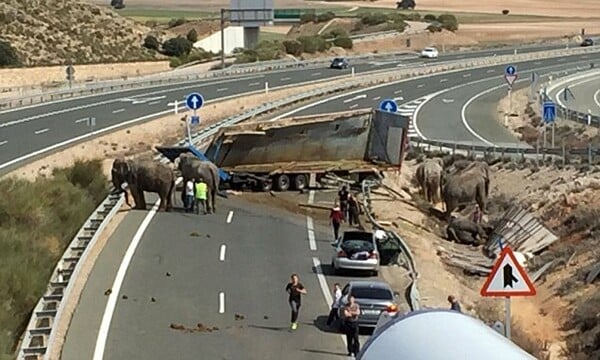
(307, 216, 317, 251)
(312, 257, 347, 347)
(219, 292, 225, 314)
(594, 89, 600, 110)
(226, 210, 234, 224)
(92, 199, 161, 360)
(308, 190, 315, 205)
(460, 86, 505, 146)
(551, 72, 600, 109)
(219, 245, 226, 262)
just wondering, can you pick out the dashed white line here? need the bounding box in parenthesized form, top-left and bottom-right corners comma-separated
(0, 140, 6, 146)
(312, 257, 347, 346)
(440, 78, 448, 83)
(394, 89, 403, 94)
(349, 104, 359, 109)
(280, 77, 291, 81)
(148, 101, 161, 105)
(308, 190, 315, 205)
(486, 69, 495, 73)
(417, 84, 424, 88)
(75, 118, 88, 123)
(372, 96, 381, 101)
(249, 82, 260, 86)
(226, 210, 234, 224)
(34, 128, 49, 135)
(557, 58, 565, 62)
(463, 73, 472, 78)
(219, 245, 227, 262)
(311, 72, 322, 76)
(219, 292, 225, 314)
(112, 108, 125, 114)
(394, 96, 404, 102)
(307, 216, 317, 251)
(217, 87, 228, 92)
(534, 61, 542, 65)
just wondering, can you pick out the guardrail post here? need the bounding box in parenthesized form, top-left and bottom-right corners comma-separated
(265, 81, 269, 94)
(562, 141, 566, 167)
(352, 67, 355, 77)
(588, 144, 593, 165)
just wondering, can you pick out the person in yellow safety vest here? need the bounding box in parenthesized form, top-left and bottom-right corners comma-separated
(194, 177, 208, 215)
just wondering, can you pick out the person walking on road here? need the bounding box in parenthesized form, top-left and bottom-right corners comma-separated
(471, 204, 482, 224)
(326, 283, 342, 327)
(285, 274, 307, 330)
(343, 295, 361, 357)
(330, 204, 344, 240)
(347, 194, 360, 227)
(338, 185, 350, 221)
(194, 177, 208, 215)
(448, 295, 462, 313)
(185, 178, 195, 212)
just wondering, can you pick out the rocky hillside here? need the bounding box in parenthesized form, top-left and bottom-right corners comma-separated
(0, 0, 161, 66)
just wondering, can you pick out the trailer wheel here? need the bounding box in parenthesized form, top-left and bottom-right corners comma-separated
(293, 174, 308, 190)
(275, 174, 290, 191)
(258, 180, 273, 192)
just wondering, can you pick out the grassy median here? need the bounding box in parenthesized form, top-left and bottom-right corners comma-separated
(0, 159, 108, 359)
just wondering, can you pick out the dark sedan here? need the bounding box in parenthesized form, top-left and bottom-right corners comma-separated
(581, 38, 594, 47)
(336, 280, 399, 329)
(330, 57, 349, 69)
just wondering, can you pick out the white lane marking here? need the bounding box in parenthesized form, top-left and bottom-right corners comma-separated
(280, 77, 291, 81)
(311, 72, 322, 76)
(594, 89, 600, 109)
(312, 257, 347, 346)
(148, 100, 161, 105)
(394, 96, 404, 102)
(75, 118, 88, 123)
(394, 89, 402, 94)
(372, 96, 381, 101)
(219, 245, 226, 262)
(93, 200, 161, 360)
(463, 73, 472, 78)
(411, 94, 435, 139)
(534, 61, 542, 65)
(557, 58, 565, 62)
(217, 87, 228, 92)
(307, 216, 317, 251)
(219, 292, 225, 313)
(308, 190, 315, 205)
(34, 128, 49, 135)
(343, 94, 367, 103)
(0, 140, 7, 146)
(552, 73, 600, 109)
(112, 108, 125, 114)
(349, 104, 359, 109)
(486, 69, 495, 73)
(442, 98, 454, 103)
(226, 210, 234, 224)
(440, 78, 448, 83)
(249, 82, 260, 86)
(417, 84, 424, 88)
(461, 86, 502, 146)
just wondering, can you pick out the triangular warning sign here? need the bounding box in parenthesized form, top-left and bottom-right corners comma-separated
(480, 246, 536, 297)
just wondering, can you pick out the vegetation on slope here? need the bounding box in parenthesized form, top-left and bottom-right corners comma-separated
(0, 160, 108, 358)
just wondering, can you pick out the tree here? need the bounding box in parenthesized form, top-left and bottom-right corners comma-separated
(333, 36, 353, 49)
(186, 29, 198, 43)
(143, 35, 160, 51)
(162, 37, 192, 57)
(0, 40, 20, 67)
(397, 0, 416, 10)
(110, 0, 125, 9)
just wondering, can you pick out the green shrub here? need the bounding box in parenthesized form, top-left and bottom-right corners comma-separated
(424, 14, 437, 22)
(300, 13, 317, 24)
(297, 35, 329, 54)
(234, 49, 259, 63)
(386, 21, 407, 33)
(333, 36, 353, 49)
(162, 37, 192, 57)
(316, 11, 335, 23)
(254, 40, 285, 61)
(283, 40, 303, 56)
(360, 13, 389, 26)
(142, 35, 160, 51)
(186, 28, 198, 43)
(437, 14, 459, 31)
(168, 18, 186, 28)
(427, 23, 443, 33)
(0, 40, 20, 67)
(405, 12, 421, 21)
(0, 159, 108, 357)
(324, 27, 348, 39)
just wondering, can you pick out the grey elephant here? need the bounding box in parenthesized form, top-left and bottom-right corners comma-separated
(440, 163, 488, 219)
(174, 153, 220, 214)
(445, 160, 491, 197)
(111, 158, 176, 211)
(446, 216, 488, 246)
(415, 158, 443, 204)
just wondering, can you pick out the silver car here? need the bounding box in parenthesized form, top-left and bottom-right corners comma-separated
(331, 230, 380, 276)
(336, 280, 400, 329)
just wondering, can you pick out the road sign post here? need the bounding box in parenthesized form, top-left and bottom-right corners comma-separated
(504, 65, 518, 114)
(185, 92, 205, 145)
(379, 99, 398, 113)
(480, 246, 536, 340)
(86, 117, 96, 134)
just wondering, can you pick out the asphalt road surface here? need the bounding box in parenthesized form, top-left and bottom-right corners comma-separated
(550, 71, 600, 116)
(283, 53, 600, 146)
(0, 43, 587, 172)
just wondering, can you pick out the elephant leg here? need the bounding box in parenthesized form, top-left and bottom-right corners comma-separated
(132, 188, 145, 210)
(159, 191, 168, 211)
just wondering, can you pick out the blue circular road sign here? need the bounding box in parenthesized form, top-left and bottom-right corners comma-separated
(379, 99, 398, 113)
(505, 65, 517, 76)
(185, 92, 204, 110)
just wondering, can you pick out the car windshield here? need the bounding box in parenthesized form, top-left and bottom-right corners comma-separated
(424, 48, 434, 52)
(351, 286, 393, 300)
(333, 58, 343, 62)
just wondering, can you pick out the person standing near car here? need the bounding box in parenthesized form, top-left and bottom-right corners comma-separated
(285, 273, 307, 330)
(343, 295, 361, 357)
(347, 193, 360, 227)
(326, 283, 342, 327)
(338, 185, 350, 220)
(330, 204, 344, 240)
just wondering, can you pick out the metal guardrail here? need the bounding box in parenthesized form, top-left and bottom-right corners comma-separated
(16, 43, 600, 360)
(361, 179, 421, 312)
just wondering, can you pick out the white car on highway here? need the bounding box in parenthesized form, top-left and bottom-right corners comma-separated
(421, 47, 439, 59)
(331, 230, 381, 276)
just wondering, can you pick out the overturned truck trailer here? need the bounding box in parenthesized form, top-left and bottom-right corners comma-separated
(204, 109, 410, 191)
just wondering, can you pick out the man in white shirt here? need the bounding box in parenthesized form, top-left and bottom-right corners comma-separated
(326, 283, 342, 327)
(185, 178, 195, 212)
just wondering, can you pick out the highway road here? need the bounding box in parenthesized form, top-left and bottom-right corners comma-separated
(0, 43, 589, 173)
(279, 53, 600, 146)
(550, 71, 600, 116)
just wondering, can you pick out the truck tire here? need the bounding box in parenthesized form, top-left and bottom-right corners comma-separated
(275, 174, 290, 191)
(293, 174, 308, 190)
(258, 179, 272, 192)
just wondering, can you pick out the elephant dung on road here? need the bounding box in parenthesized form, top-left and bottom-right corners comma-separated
(415, 158, 444, 204)
(174, 153, 220, 214)
(440, 161, 490, 219)
(111, 158, 176, 211)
